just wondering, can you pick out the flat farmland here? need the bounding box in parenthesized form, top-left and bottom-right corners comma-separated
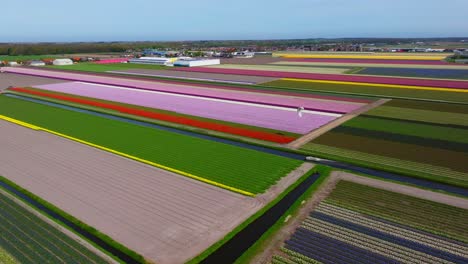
(47, 62, 167, 73)
(0, 72, 65, 90)
(0, 119, 265, 263)
(0, 95, 302, 194)
(0, 189, 109, 264)
(271, 60, 468, 69)
(31, 82, 346, 134)
(302, 99, 468, 188)
(105, 68, 278, 84)
(356, 67, 468, 80)
(202, 64, 353, 74)
(270, 176, 468, 264)
(264, 79, 468, 103)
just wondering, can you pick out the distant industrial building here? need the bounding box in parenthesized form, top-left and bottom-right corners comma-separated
(173, 58, 220, 67)
(52, 59, 73, 66)
(129, 57, 177, 66)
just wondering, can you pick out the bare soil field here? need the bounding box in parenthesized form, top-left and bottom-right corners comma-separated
(110, 68, 278, 84)
(0, 72, 64, 90)
(0, 120, 264, 263)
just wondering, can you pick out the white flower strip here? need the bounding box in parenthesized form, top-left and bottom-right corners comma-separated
(301, 217, 454, 264)
(316, 203, 468, 257)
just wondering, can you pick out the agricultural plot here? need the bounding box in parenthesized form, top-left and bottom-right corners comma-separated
(29, 82, 346, 134)
(356, 67, 468, 80)
(271, 60, 468, 69)
(0, 95, 302, 194)
(9, 87, 299, 144)
(0, 119, 265, 263)
(264, 79, 468, 103)
(0, 190, 108, 264)
(202, 64, 353, 74)
(275, 58, 455, 65)
(0, 72, 65, 90)
(174, 66, 468, 89)
(273, 52, 448, 60)
(105, 68, 278, 84)
(302, 100, 468, 188)
(273, 180, 468, 264)
(0, 67, 371, 106)
(0, 55, 59, 62)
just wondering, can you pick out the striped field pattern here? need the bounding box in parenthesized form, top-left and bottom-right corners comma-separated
(272, 181, 468, 264)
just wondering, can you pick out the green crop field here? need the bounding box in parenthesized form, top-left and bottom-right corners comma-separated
(208, 64, 353, 74)
(0, 190, 108, 263)
(325, 181, 468, 242)
(47, 62, 167, 73)
(0, 95, 301, 194)
(263, 79, 468, 103)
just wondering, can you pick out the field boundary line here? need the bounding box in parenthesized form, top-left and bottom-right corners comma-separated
(286, 98, 391, 149)
(0, 115, 255, 197)
(281, 78, 468, 93)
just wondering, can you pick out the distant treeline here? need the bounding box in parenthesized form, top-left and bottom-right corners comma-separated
(0, 38, 466, 56)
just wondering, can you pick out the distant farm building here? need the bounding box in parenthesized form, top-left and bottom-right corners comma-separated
(52, 59, 73, 66)
(173, 58, 220, 67)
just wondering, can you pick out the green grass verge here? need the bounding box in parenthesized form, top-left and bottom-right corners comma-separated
(47, 62, 167, 72)
(0, 175, 140, 264)
(234, 165, 332, 264)
(262, 80, 468, 103)
(325, 180, 468, 242)
(0, 95, 301, 194)
(187, 165, 330, 264)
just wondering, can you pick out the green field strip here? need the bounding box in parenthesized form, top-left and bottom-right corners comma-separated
(0, 247, 19, 264)
(0, 95, 301, 194)
(301, 143, 468, 188)
(324, 181, 468, 242)
(341, 116, 468, 144)
(0, 191, 107, 263)
(365, 106, 468, 127)
(262, 80, 468, 103)
(206, 64, 353, 74)
(0, 55, 60, 61)
(383, 99, 468, 114)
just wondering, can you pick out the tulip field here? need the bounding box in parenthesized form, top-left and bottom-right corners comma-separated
(356, 67, 468, 80)
(0, 94, 302, 195)
(0, 190, 108, 264)
(272, 181, 468, 264)
(302, 99, 468, 188)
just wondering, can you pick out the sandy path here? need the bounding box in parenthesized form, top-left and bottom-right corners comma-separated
(0, 120, 263, 263)
(286, 98, 391, 148)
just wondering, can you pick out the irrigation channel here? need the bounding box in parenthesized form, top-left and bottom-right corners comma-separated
(1, 94, 467, 263)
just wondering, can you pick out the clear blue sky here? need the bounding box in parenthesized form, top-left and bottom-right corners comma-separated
(2, 0, 468, 42)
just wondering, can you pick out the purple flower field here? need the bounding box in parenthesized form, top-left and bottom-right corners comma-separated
(34, 82, 341, 134)
(2, 67, 364, 113)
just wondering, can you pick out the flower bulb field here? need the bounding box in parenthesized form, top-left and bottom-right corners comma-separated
(1, 50, 468, 264)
